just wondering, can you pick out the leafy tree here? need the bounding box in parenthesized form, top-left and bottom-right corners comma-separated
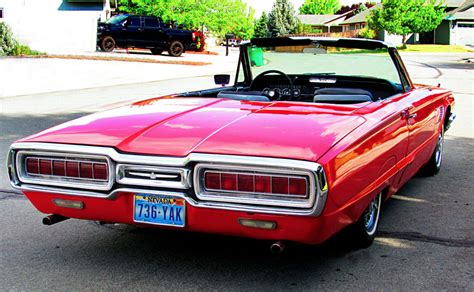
(367, 0, 445, 45)
(268, 0, 299, 36)
(299, 0, 341, 15)
(337, 2, 376, 14)
(254, 12, 269, 38)
(117, 0, 254, 39)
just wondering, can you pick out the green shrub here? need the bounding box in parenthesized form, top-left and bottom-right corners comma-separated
(358, 27, 377, 39)
(0, 22, 18, 56)
(0, 22, 44, 56)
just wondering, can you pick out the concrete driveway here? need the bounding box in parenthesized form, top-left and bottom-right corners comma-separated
(0, 53, 472, 290)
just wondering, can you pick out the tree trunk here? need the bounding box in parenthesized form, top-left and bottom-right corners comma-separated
(402, 35, 407, 49)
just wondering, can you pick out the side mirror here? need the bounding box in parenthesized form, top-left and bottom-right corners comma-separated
(121, 20, 128, 27)
(214, 74, 230, 86)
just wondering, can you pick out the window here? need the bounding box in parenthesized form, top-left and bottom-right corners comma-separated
(0, 8, 3, 19)
(355, 24, 360, 30)
(128, 16, 141, 27)
(458, 23, 474, 28)
(145, 17, 160, 28)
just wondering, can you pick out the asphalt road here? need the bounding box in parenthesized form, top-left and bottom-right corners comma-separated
(0, 54, 473, 290)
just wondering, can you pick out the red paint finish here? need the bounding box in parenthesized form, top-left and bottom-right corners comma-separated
(14, 84, 455, 245)
(23, 190, 369, 245)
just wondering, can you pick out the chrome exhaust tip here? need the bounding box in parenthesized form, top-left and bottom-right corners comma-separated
(42, 214, 69, 225)
(270, 241, 285, 254)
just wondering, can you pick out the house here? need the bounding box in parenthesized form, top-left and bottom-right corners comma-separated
(297, 10, 354, 33)
(0, 0, 116, 53)
(424, 0, 474, 45)
(339, 0, 473, 46)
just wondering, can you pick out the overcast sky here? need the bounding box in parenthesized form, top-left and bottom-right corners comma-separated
(244, 0, 380, 17)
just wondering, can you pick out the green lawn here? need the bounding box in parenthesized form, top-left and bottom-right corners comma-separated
(398, 45, 473, 53)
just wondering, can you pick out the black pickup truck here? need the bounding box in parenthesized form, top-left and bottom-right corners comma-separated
(97, 14, 197, 57)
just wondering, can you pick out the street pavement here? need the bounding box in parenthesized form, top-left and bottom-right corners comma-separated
(0, 53, 472, 290)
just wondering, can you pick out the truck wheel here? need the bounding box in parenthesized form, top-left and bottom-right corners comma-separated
(421, 127, 444, 176)
(150, 49, 163, 55)
(351, 192, 382, 248)
(168, 41, 184, 57)
(100, 36, 116, 52)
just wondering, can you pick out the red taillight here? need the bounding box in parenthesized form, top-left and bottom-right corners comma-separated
(26, 158, 39, 174)
(205, 172, 221, 190)
(290, 177, 307, 196)
(25, 157, 108, 181)
(238, 174, 254, 192)
(66, 161, 79, 177)
(93, 163, 108, 180)
(255, 175, 271, 193)
(204, 171, 307, 197)
(221, 173, 237, 191)
(80, 162, 93, 179)
(39, 159, 52, 175)
(52, 160, 66, 176)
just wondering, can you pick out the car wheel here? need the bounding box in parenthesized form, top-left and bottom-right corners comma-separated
(352, 192, 382, 248)
(421, 127, 444, 176)
(168, 41, 184, 57)
(100, 36, 116, 52)
(150, 48, 163, 55)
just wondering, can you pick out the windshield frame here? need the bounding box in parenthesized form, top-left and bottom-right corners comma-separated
(238, 37, 413, 93)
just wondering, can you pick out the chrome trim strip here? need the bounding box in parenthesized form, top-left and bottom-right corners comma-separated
(8, 142, 328, 216)
(195, 164, 314, 208)
(116, 164, 190, 189)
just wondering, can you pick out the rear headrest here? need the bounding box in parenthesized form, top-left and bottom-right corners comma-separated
(315, 88, 373, 99)
(217, 91, 270, 102)
(313, 94, 372, 104)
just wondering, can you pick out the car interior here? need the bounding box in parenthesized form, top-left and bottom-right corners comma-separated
(179, 39, 406, 105)
(180, 73, 403, 105)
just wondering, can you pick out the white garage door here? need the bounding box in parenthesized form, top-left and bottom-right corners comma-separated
(453, 22, 474, 46)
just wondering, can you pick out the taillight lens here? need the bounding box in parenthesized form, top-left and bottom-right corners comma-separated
(203, 170, 308, 197)
(25, 157, 108, 181)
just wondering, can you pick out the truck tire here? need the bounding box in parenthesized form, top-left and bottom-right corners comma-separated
(150, 48, 163, 55)
(168, 41, 184, 57)
(100, 36, 116, 52)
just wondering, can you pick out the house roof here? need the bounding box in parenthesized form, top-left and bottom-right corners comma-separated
(444, 0, 467, 8)
(448, 0, 474, 20)
(297, 10, 353, 26)
(340, 3, 381, 25)
(298, 15, 338, 26)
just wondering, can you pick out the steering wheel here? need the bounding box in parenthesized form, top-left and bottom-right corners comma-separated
(249, 70, 294, 101)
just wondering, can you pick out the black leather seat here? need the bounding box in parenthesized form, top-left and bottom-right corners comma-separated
(315, 88, 374, 100)
(217, 91, 270, 102)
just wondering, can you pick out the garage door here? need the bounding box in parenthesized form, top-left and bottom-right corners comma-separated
(453, 22, 474, 46)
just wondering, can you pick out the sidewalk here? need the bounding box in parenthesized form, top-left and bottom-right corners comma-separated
(0, 47, 239, 98)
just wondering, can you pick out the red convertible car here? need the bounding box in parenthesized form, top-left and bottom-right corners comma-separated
(7, 38, 455, 251)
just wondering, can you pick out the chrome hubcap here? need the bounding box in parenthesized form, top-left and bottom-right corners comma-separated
(435, 132, 443, 168)
(364, 193, 381, 236)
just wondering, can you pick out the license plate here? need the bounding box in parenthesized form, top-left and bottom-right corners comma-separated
(133, 194, 185, 227)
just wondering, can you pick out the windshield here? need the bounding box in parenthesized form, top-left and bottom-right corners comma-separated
(248, 44, 401, 85)
(106, 14, 128, 24)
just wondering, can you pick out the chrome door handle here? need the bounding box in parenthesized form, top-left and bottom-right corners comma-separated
(401, 110, 417, 120)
